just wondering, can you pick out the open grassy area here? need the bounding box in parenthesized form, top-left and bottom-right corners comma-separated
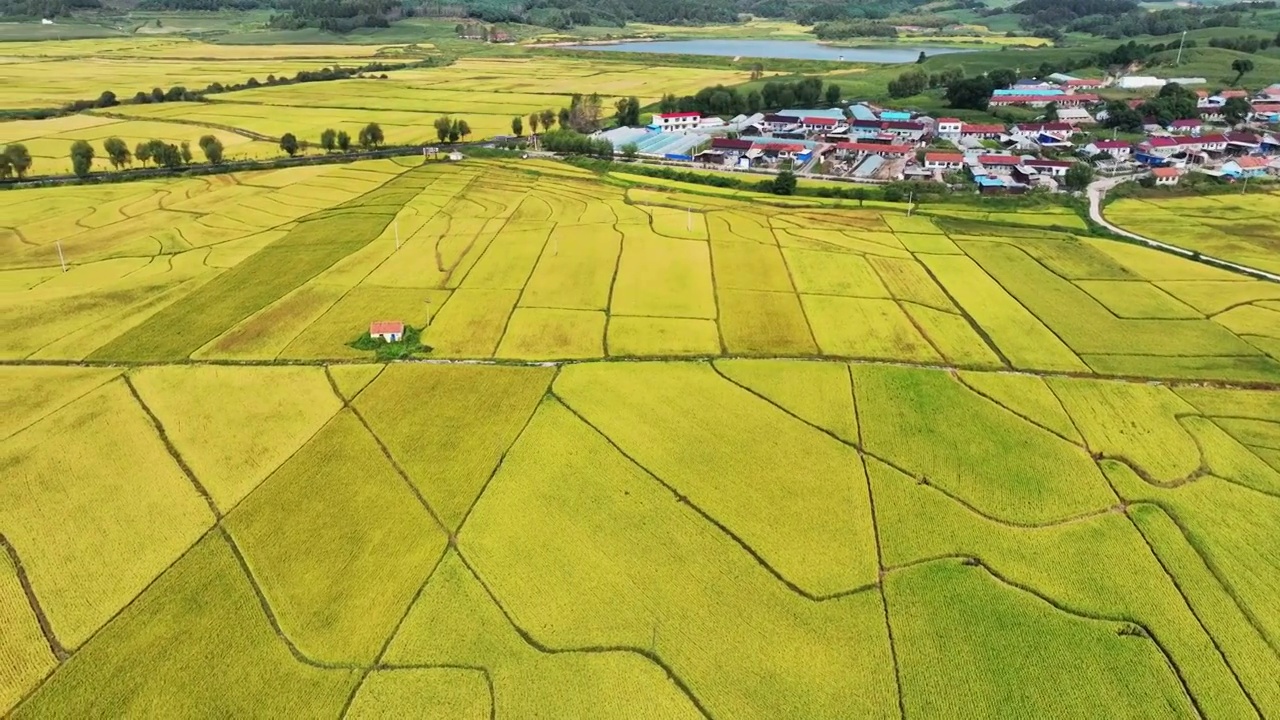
(3, 152, 1280, 716)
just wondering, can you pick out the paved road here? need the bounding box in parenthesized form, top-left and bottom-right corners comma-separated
(1087, 176, 1280, 283)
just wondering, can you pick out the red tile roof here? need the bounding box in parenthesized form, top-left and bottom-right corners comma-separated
(979, 154, 1021, 166)
(657, 112, 700, 119)
(1092, 140, 1131, 149)
(804, 116, 838, 125)
(711, 138, 754, 151)
(1151, 167, 1181, 178)
(1232, 156, 1270, 168)
(924, 152, 964, 163)
(937, 117, 962, 124)
(370, 320, 404, 335)
(961, 123, 1004, 134)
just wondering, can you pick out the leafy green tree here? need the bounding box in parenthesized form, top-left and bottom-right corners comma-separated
(70, 140, 95, 178)
(528, 112, 540, 136)
(1043, 101, 1059, 123)
(945, 76, 995, 110)
(150, 87, 165, 103)
(1223, 96, 1252, 125)
(153, 142, 183, 169)
(852, 187, 868, 207)
(434, 116, 453, 143)
(1231, 58, 1254, 85)
(198, 134, 224, 164)
(455, 119, 471, 141)
(320, 128, 337, 152)
(103, 137, 131, 170)
(135, 141, 152, 167)
(4, 144, 32, 179)
(825, 83, 841, 105)
(280, 133, 299, 157)
(358, 122, 384, 148)
(888, 69, 928, 98)
(917, 51, 927, 64)
(541, 108, 557, 132)
(511, 116, 523, 136)
(772, 170, 797, 196)
(447, 122, 461, 143)
(337, 130, 351, 152)
(1064, 162, 1094, 192)
(180, 141, 193, 164)
(560, 106, 573, 129)
(621, 142, 638, 160)
(988, 68, 1017, 89)
(0, 153, 10, 180)
(96, 90, 117, 108)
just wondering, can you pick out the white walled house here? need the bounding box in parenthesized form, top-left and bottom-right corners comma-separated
(370, 320, 405, 342)
(652, 112, 701, 133)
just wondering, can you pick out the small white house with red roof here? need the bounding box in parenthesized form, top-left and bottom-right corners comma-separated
(653, 112, 701, 133)
(370, 320, 405, 342)
(923, 152, 965, 170)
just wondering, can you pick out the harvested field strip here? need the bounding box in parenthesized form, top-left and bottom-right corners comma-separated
(88, 169, 429, 361)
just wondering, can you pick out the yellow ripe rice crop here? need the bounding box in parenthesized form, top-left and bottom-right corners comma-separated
(782, 248, 890, 298)
(920, 253, 1088, 372)
(709, 240, 794, 292)
(460, 397, 897, 718)
(496, 308, 605, 360)
(327, 364, 384, 401)
(855, 365, 1113, 524)
(384, 551, 702, 719)
(554, 362, 878, 596)
(0, 381, 212, 649)
(422, 289, 519, 357)
(355, 364, 553, 531)
(346, 668, 490, 720)
(11, 534, 360, 717)
(606, 316, 722, 356)
(226, 411, 445, 663)
(0, 365, 120, 440)
(1074, 280, 1202, 320)
(801, 295, 939, 362)
(611, 230, 716, 320)
(518, 225, 620, 311)
(129, 365, 341, 511)
(956, 371, 1081, 442)
(714, 359, 857, 442)
(1049, 378, 1201, 483)
(901, 304, 1003, 369)
(1, 550, 55, 715)
(281, 287, 449, 360)
(717, 289, 816, 355)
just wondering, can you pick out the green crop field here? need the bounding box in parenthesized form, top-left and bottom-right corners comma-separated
(3, 149, 1280, 717)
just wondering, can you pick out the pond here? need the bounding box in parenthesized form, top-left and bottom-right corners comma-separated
(563, 39, 975, 63)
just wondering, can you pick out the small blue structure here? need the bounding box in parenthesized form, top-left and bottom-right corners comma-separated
(879, 110, 911, 121)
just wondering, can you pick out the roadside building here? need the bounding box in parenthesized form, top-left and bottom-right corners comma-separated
(935, 117, 963, 137)
(835, 142, 913, 159)
(1023, 158, 1074, 178)
(653, 112, 701, 132)
(370, 320, 404, 342)
(1169, 118, 1202, 134)
(923, 151, 964, 171)
(960, 123, 1004, 141)
(1151, 167, 1183, 185)
(1221, 156, 1271, 178)
(1084, 139, 1132, 159)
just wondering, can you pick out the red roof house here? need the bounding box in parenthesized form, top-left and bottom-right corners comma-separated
(370, 320, 405, 342)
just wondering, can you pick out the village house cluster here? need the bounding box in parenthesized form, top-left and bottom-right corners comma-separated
(590, 79, 1280, 192)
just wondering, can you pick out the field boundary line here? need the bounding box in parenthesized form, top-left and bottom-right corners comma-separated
(0, 532, 68, 661)
(849, 363, 907, 720)
(452, 549, 716, 720)
(768, 224, 822, 355)
(882, 556, 1205, 719)
(551, 390, 877, 604)
(1121, 499, 1280, 661)
(450, 368, 560, 539)
(1124, 506, 1267, 718)
(950, 371, 1085, 448)
(215, 527, 365, 671)
(0, 369, 122, 444)
(912, 254, 1013, 369)
(123, 373, 222, 519)
(336, 549, 465, 720)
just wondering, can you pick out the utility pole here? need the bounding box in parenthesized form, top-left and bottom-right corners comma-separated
(906, 191, 915, 216)
(56, 241, 66, 272)
(1175, 31, 1187, 66)
(394, 220, 400, 250)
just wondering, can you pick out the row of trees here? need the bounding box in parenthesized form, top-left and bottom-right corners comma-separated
(0, 144, 33, 180)
(656, 78, 842, 118)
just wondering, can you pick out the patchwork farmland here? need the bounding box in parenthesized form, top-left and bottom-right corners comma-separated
(3, 156, 1280, 718)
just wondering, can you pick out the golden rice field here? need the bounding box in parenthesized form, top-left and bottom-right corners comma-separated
(3, 155, 1280, 717)
(1106, 191, 1280, 276)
